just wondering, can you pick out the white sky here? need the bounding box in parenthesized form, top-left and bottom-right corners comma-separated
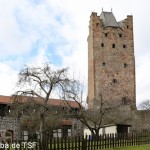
(0, 0, 149, 106)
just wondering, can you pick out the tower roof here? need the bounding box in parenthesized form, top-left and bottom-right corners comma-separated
(100, 11, 120, 27)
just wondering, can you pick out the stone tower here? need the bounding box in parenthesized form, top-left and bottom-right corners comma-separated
(87, 11, 136, 108)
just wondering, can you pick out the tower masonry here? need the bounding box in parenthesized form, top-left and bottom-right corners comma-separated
(87, 11, 136, 108)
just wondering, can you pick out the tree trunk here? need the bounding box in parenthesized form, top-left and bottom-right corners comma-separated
(95, 130, 99, 139)
(91, 129, 99, 139)
(40, 114, 44, 142)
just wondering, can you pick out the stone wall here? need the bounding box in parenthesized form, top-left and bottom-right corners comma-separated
(133, 110, 150, 131)
(0, 117, 20, 142)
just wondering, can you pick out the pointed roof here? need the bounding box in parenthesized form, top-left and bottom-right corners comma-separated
(100, 11, 120, 27)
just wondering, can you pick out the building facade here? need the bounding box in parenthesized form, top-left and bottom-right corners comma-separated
(0, 95, 82, 142)
(87, 11, 136, 108)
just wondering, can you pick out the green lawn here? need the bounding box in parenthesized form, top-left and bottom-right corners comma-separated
(103, 144, 150, 150)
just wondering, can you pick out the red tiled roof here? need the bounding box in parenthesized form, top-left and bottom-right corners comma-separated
(47, 98, 79, 108)
(0, 95, 12, 104)
(0, 95, 80, 108)
(62, 119, 72, 125)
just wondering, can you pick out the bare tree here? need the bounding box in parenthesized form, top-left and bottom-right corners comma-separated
(60, 80, 133, 138)
(78, 95, 110, 137)
(60, 80, 106, 137)
(138, 100, 150, 110)
(11, 63, 73, 140)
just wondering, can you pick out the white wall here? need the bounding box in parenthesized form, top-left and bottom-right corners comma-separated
(105, 126, 117, 134)
(84, 125, 117, 137)
(84, 129, 91, 138)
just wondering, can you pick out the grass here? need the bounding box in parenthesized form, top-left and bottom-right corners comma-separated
(103, 144, 150, 150)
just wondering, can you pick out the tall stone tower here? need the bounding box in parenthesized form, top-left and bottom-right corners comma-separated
(87, 11, 136, 108)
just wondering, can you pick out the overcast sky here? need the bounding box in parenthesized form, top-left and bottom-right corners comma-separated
(0, 0, 149, 106)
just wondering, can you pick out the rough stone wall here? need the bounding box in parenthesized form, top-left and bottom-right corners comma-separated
(134, 110, 150, 131)
(88, 12, 136, 108)
(0, 117, 20, 142)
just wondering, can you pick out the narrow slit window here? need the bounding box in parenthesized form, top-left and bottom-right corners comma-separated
(122, 97, 127, 105)
(112, 44, 115, 48)
(101, 43, 104, 47)
(119, 33, 122, 37)
(105, 33, 108, 37)
(102, 62, 105, 66)
(123, 44, 126, 48)
(127, 25, 129, 29)
(112, 79, 117, 83)
(124, 63, 128, 68)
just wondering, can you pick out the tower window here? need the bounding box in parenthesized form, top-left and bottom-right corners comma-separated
(101, 43, 104, 47)
(105, 33, 108, 37)
(102, 62, 105, 66)
(112, 44, 115, 48)
(122, 97, 127, 105)
(123, 44, 126, 48)
(124, 63, 128, 68)
(112, 79, 117, 83)
(127, 25, 129, 29)
(96, 23, 99, 27)
(119, 33, 122, 37)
